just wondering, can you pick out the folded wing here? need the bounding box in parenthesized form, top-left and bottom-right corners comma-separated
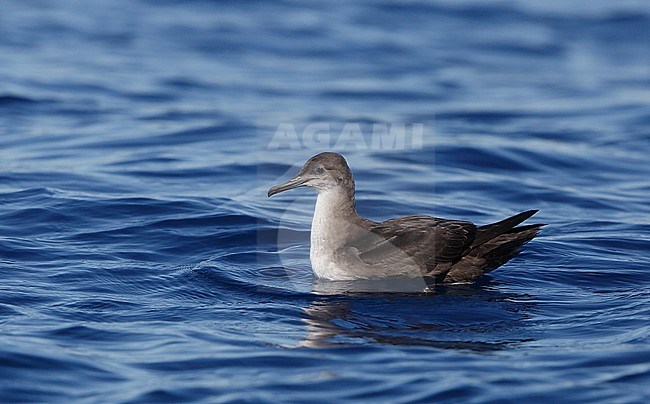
(345, 215, 477, 280)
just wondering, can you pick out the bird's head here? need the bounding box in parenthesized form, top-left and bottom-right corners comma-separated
(268, 152, 354, 197)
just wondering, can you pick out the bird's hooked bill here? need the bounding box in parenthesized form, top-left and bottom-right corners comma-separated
(268, 176, 307, 197)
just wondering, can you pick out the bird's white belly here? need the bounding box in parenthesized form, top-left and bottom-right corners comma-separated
(309, 244, 342, 280)
(310, 211, 417, 280)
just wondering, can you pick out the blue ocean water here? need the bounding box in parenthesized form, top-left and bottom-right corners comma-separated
(1, 0, 649, 401)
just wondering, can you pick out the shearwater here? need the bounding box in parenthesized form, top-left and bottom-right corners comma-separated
(268, 152, 543, 283)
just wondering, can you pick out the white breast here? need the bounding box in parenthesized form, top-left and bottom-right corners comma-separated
(308, 187, 424, 280)
(309, 189, 350, 279)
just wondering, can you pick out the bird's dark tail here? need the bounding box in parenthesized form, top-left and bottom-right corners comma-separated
(475, 224, 544, 272)
(445, 211, 544, 283)
(470, 209, 539, 249)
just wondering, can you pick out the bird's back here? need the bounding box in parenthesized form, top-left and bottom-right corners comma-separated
(348, 210, 543, 283)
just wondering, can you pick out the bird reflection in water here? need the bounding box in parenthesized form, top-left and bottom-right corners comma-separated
(298, 278, 536, 350)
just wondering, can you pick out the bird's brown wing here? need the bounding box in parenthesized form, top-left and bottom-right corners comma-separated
(347, 215, 477, 279)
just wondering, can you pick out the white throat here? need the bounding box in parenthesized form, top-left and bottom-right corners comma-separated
(309, 187, 354, 278)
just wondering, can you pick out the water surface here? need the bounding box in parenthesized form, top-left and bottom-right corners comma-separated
(1, 0, 649, 402)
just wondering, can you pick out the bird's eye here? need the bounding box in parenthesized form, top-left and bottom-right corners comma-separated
(314, 166, 325, 174)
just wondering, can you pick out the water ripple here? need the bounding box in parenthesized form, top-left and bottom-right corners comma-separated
(0, 0, 648, 401)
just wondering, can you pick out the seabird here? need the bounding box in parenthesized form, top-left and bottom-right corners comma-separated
(268, 152, 543, 283)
